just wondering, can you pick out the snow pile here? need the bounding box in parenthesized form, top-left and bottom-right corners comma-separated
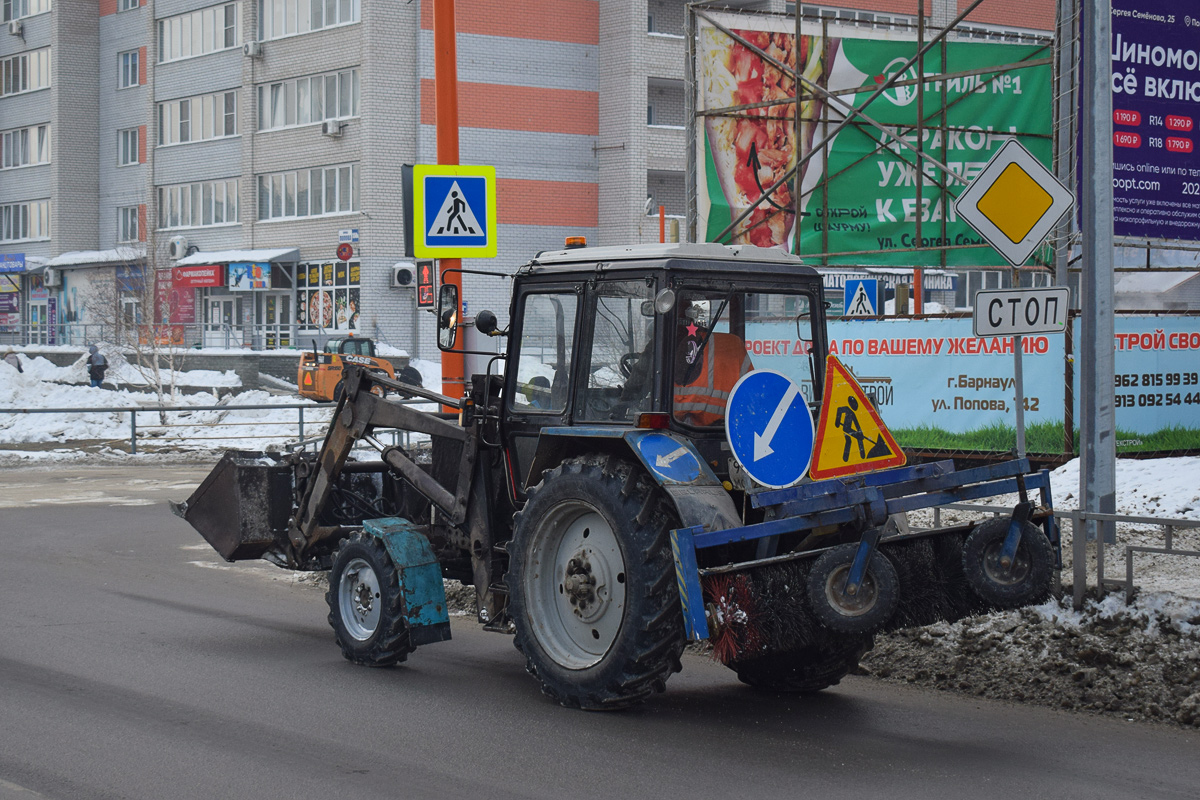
(863, 592, 1200, 727)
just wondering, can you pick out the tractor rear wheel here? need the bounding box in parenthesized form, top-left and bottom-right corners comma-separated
(506, 455, 685, 710)
(732, 635, 873, 694)
(962, 518, 1054, 609)
(326, 532, 412, 666)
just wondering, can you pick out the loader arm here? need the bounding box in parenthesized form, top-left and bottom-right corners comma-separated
(289, 366, 473, 556)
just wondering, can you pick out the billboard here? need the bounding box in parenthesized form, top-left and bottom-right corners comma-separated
(1109, 0, 1200, 242)
(695, 11, 1053, 265)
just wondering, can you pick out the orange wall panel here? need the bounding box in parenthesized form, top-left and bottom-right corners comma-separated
(100, 0, 118, 16)
(420, 0, 598, 45)
(496, 178, 597, 228)
(420, 79, 598, 136)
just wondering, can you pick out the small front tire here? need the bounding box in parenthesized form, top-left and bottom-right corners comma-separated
(807, 543, 900, 634)
(326, 532, 412, 666)
(962, 518, 1054, 609)
(733, 635, 873, 694)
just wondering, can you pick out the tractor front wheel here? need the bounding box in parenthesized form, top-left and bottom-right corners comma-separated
(506, 455, 685, 710)
(326, 532, 412, 666)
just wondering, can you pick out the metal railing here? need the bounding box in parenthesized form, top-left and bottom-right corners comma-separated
(0, 399, 432, 454)
(0, 322, 343, 351)
(931, 502, 1200, 608)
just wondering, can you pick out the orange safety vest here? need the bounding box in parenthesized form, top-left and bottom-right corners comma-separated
(673, 332, 753, 426)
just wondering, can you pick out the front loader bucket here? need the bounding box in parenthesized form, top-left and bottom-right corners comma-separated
(171, 450, 294, 561)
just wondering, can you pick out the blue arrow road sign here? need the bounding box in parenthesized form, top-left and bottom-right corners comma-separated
(725, 370, 815, 488)
(637, 432, 701, 483)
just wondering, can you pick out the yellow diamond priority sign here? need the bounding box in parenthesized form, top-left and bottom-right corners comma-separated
(954, 139, 1074, 267)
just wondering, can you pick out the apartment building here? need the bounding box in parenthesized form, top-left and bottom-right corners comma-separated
(0, 0, 1054, 359)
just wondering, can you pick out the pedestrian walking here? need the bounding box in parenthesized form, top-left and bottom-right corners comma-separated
(2, 349, 22, 373)
(87, 344, 108, 388)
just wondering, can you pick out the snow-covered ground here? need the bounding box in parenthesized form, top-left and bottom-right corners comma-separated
(0, 350, 443, 456)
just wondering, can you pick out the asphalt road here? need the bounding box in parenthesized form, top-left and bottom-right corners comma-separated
(1, 463, 1197, 800)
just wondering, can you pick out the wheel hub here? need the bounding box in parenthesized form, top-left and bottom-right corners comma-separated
(339, 558, 382, 641)
(983, 541, 1031, 585)
(828, 566, 878, 616)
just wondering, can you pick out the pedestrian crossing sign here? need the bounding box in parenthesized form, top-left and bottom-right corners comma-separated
(844, 279, 879, 317)
(413, 164, 498, 258)
(810, 355, 905, 480)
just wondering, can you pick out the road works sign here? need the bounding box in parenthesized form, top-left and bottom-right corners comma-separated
(810, 356, 905, 480)
(955, 139, 1074, 267)
(413, 164, 497, 258)
(725, 370, 815, 488)
(972, 286, 1070, 337)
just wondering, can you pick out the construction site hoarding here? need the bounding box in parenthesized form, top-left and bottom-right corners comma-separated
(1109, 0, 1200, 242)
(694, 10, 1052, 266)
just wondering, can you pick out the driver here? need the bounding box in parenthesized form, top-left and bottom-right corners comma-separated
(673, 302, 753, 426)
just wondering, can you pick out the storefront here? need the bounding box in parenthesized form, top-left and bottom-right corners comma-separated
(173, 248, 299, 349)
(296, 260, 361, 333)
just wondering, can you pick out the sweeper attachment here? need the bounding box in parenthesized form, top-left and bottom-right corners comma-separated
(172, 242, 1060, 710)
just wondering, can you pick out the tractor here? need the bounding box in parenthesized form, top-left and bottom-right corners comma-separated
(175, 242, 1059, 709)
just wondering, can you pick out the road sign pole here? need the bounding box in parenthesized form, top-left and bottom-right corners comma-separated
(1080, 0, 1117, 596)
(434, 0, 465, 404)
(1013, 334, 1025, 459)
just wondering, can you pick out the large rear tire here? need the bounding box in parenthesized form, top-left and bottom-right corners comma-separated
(326, 532, 412, 666)
(732, 635, 873, 694)
(506, 455, 685, 710)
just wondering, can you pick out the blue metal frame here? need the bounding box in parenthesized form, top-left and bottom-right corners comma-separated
(668, 458, 1059, 641)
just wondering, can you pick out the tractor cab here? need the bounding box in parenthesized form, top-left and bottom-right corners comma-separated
(325, 336, 376, 358)
(439, 242, 828, 496)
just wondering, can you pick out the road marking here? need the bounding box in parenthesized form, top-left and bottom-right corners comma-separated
(0, 778, 49, 798)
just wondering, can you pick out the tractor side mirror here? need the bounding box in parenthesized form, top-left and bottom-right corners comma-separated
(437, 284, 459, 350)
(475, 309, 498, 335)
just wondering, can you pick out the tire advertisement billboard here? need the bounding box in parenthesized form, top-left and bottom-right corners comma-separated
(695, 10, 1053, 266)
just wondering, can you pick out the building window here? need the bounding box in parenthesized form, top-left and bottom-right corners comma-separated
(0, 200, 51, 242)
(118, 0, 139, 10)
(1, 124, 49, 169)
(118, 128, 139, 165)
(158, 90, 237, 145)
(257, 163, 358, 221)
(119, 50, 140, 89)
(158, 2, 241, 63)
(2, 0, 51, 23)
(297, 260, 360, 331)
(1, 48, 50, 97)
(257, 68, 358, 131)
(258, 0, 360, 41)
(157, 179, 239, 229)
(118, 206, 140, 242)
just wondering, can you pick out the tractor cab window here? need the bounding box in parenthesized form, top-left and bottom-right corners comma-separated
(673, 289, 817, 427)
(511, 291, 577, 413)
(335, 338, 374, 357)
(579, 280, 656, 423)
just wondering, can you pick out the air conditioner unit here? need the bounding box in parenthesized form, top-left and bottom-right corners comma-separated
(321, 120, 344, 137)
(242, 41, 262, 58)
(42, 268, 60, 287)
(168, 235, 189, 259)
(7, 20, 23, 36)
(392, 264, 415, 288)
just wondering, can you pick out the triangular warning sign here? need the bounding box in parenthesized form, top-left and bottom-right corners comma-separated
(847, 283, 876, 316)
(303, 372, 313, 386)
(810, 355, 905, 480)
(428, 181, 483, 237)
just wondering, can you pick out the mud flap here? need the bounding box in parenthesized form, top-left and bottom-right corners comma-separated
(362, 518, 452, 646)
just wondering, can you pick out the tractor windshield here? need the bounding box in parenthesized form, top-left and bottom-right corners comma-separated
(673, 289, 818, 427)
(578, 280, 657, 423)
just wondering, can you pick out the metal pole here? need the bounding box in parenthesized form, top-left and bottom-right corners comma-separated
(1080, 0, 1117, 595)
(793, 2, 802, 254)
(1053, 0, 1078, 291)
(130, 410, 137, 454)
(685, 6, 697, 243)
(1013, 334, 1026, 458)
(434, 0, 465, 403)
(298, 406, 304, 440)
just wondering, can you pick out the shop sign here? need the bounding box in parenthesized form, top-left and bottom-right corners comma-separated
(0, 253, 24, 273)
(228, 262, 271, 291)
(46, 297, 57, 345)
(173, 265, 224, 288)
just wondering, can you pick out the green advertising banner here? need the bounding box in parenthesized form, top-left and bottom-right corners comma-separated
(696, 11, 1053, 266)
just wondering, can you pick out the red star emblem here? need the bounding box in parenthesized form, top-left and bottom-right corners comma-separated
(686, 322, 698, 338)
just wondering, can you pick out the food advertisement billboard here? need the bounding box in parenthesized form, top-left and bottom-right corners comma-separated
(695, 11, 1053, 266)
